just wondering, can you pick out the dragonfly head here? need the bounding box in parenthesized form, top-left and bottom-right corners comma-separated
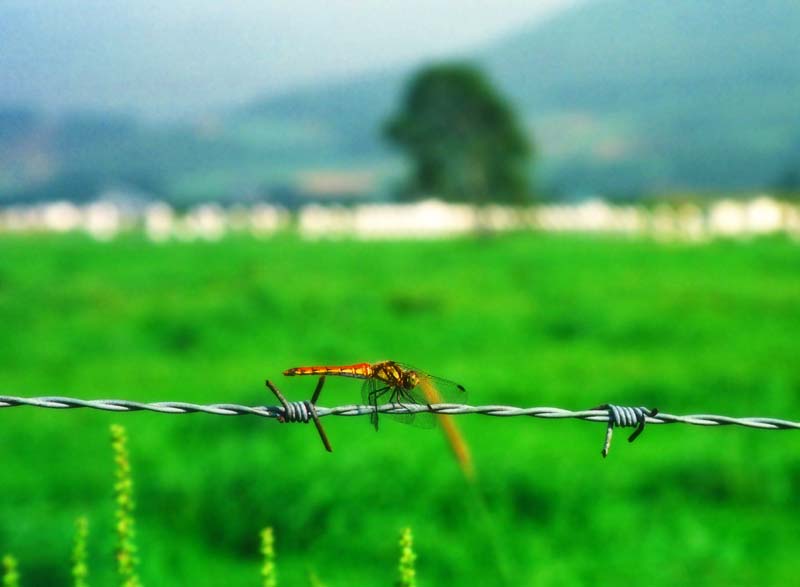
(401, 369, 420, 390)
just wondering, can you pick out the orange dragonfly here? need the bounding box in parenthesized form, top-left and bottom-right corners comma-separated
(283, 361, 467, 429)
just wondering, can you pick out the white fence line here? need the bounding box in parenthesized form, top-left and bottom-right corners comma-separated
(1, 197, 799, 242)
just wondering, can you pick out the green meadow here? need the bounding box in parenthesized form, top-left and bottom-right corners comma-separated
(0, 233, 799, 586)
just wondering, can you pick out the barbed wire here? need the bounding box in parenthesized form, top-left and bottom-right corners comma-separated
(2, 392, 798, 457)
(2, 395, 798, 428)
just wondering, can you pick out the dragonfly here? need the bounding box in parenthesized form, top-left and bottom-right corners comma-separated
(283, 361, 467, 429)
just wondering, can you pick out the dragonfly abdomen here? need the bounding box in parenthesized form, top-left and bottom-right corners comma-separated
(283, 363, 373, 378)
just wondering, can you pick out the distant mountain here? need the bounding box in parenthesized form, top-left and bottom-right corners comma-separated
(248, 0, 800, 196)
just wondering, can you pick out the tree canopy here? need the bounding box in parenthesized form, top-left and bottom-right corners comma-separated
(384, 62, 533, 204)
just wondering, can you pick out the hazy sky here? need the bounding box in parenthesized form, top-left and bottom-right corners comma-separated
(0, 0, 576, 118)
(259, 0, 575, 83)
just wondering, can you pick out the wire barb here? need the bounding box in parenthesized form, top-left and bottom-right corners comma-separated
(597, 404, 658, 458)
(265, 377, 332, 452)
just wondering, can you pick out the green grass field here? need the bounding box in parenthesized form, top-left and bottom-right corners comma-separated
(1, 233, 799, 586)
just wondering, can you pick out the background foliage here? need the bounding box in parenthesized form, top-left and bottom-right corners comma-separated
(0, 234, 799, 585)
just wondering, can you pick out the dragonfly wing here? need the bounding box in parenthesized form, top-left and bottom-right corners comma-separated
(401, 373, 468, 429)
(361, 365, 468, 430)
(386, 365, 469, 428)
(417, 373, 468, 404)
(394, 364, 468, 403)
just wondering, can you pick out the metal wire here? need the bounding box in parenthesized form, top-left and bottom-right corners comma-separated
(3, 393, 798, 457)
(1, 395, 798, 429)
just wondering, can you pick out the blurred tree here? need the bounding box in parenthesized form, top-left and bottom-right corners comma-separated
(384, 62, 533, 204)
(775, 167, 800, 195)
(775, 137, 800, 197)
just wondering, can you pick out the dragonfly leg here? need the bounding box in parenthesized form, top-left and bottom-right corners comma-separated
(387, 388, 417, 426)
(399, 389, 427, 418)
(392, 388, 408, 411)
(374, 387, 392, 405)
(368, 386, 391, 430)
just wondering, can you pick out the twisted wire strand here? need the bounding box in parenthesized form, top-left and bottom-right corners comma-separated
(1, 396, 798, 430)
